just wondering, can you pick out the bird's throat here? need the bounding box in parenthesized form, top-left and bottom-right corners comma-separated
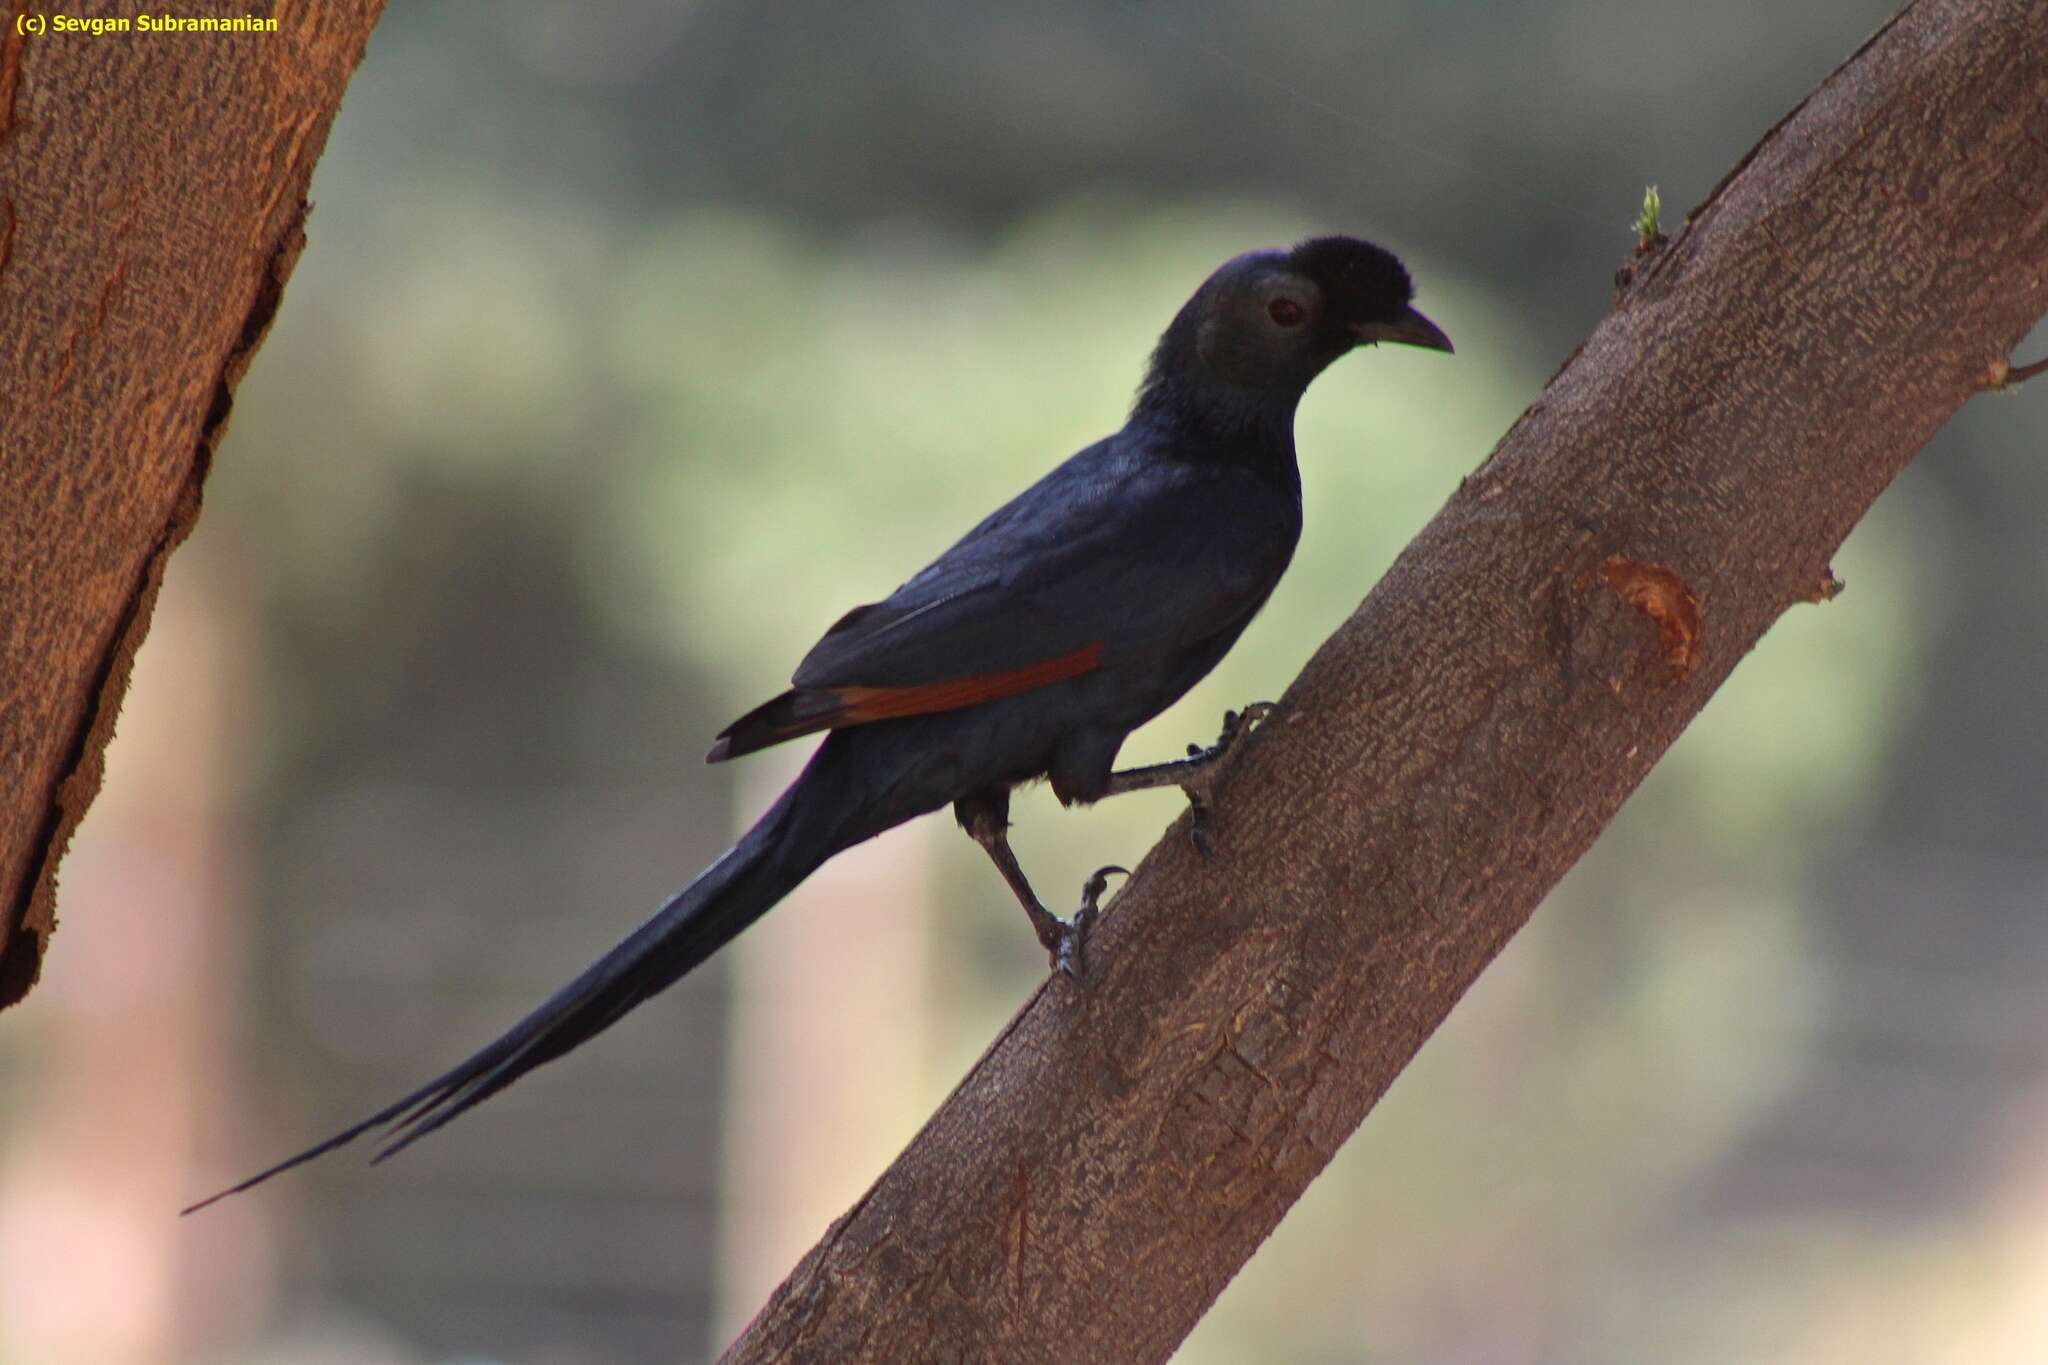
(1129, 368, 1304, 480)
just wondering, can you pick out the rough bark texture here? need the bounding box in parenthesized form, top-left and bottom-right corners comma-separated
(725, 2, 2048, 1360)
(0, 1, 385, 1007)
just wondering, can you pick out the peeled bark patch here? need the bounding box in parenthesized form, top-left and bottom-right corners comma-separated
(1600, 557, 1703, 682)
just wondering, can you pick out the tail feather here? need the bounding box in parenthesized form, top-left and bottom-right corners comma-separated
(183, 787, 818, 1215)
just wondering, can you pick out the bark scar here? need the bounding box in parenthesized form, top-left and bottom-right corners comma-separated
(1008, 1161, 1031, 1304)
(47, 250, 127, 393)
(1600, 556, 1702, 681)
(92, 253, 128, 333)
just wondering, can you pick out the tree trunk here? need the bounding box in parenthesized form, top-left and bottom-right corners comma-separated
(0, 1, 385, 1007)
(722, 1, 2048, 1360)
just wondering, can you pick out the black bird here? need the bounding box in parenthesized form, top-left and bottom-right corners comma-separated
(185, 235, 1451, 1212)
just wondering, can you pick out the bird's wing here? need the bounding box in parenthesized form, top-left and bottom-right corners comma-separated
(708, 439, 1295, 761)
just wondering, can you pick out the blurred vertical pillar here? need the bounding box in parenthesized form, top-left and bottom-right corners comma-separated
(715, 751, 939, 1342)
(0, 547, 268, 1364)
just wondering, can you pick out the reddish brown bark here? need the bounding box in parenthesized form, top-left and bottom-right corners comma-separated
(723, 2, 2048, 1360)
(0, 1, 385, 1006)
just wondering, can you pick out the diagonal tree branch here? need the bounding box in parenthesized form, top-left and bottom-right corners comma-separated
(723, 1, 2048, 1359)
(0, 2, 386, 1007)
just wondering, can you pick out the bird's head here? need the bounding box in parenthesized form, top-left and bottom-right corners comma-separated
(1173, 235, 1452, 394)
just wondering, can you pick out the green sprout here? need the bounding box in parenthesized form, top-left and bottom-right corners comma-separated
(1634, 184, 1663, 250)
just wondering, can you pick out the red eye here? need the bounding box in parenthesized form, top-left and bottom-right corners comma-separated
(1267, 297, 1307, 328)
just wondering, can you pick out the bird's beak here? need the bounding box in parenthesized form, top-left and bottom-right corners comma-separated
(1352, 305, 1453, 354)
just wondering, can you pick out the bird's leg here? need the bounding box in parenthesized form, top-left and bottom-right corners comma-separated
(1099, 702, 1277, 856)
(956, 789, 1126, 978)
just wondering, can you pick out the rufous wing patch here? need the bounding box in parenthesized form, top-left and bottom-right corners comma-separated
(832, 641, 1104, 723)
(708, 641, 1106, 763)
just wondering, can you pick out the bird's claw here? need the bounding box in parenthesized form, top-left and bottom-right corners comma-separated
(1180, 702, 1276, 858)
(1054, 865, 1129, 978)
(1186, 701, 1277, 769)
(1215, 701, 1277, 752)
(1187, 791, 1215, 859)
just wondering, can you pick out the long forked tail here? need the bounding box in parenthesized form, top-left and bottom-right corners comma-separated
(183, 773, 831, 1215)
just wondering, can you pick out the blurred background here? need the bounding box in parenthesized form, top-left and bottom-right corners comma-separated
(6, 1, 2048, 1361)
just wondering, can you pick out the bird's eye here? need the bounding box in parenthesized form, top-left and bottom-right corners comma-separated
(1267, 297, 1307, 328)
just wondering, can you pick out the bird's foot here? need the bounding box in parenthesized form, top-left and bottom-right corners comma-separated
(1180, 702, 1277, 857)
(1214, 701, 1278, 755)
(1048, 864, 1128, 978)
